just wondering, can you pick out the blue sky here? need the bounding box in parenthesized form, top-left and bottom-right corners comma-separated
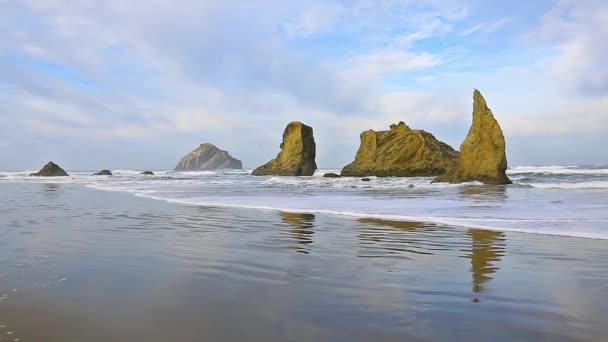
(0, 0, 607, 170)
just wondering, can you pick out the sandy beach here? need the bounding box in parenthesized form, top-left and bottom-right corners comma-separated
(1, 182, 607, 341)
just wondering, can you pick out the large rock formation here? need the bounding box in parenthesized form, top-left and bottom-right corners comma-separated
(340, 122, 459, 177)
(175, 143, 242, 171)
(30, 161, 69, 177)
(252, 121, 317, 176)
(433, 90, 511, 185)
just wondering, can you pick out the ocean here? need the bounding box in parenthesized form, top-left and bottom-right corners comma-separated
(2, 165, 608, 239)
(1, 166, 607, 341)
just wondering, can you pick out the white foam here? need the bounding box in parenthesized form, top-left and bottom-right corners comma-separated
(527, 181, 608, 189)
(115, 192, 608, 240)
(3, 166, 607, 240)
(509, 165, 608, 174)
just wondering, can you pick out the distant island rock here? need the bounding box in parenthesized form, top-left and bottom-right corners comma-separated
(30, 161, 69, 177)
(140, 171, 155, 175)
(93, 170, 112, 176)
(252, 121, 317, 176)
(433, 90, 511, 185)
(340, 122, 459, 177)
(175, 143, 242, 171)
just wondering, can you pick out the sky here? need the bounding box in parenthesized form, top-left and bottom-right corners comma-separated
(0, 0, 607, 170)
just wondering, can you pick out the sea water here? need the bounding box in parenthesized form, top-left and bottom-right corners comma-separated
(1, 165, 607, 239)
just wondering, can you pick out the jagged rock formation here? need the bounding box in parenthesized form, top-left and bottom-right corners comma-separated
(140, 171, 155, 175)
(175, 143, 242, 171)
(433, 90, 511, 185)
(93, 170, 112, 176)
(340, 122, 459, 177)
(30, 161, 69, 177)
(252, 121, 317, 176)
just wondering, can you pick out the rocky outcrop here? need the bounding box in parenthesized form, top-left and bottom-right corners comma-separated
(93, 170, 112, 176)
(252, 121, 317, 176)
(175, 143, 242, 171)
(433, 90, 511, 185)
(140, 171, 155, 175)
(323, 173, 341, 178)
(341, 122, 459, 177)
(30, 161, 69, 177)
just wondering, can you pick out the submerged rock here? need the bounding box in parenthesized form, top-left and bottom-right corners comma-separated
(323, 173, 341, 178)
(361, 178, 371, 182)
(175, 143, 242, 171)
(30, 161, 69, 177)
(140, 171, 155, 175)
(341, 122, 459, 177)
(433, 90, 511, 185)
(252, 121, 317, 176)
(93, 170, 112, 176)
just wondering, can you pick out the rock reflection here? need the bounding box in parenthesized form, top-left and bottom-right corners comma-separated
(43, 183, 60, 192)
(460, 185, 507, 202)
(280, 212, 315, 254)
(357, 218, 438, 258)
(465, 229, 505, 297)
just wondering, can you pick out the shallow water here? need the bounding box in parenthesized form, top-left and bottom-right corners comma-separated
(2, 165, 608, 239)
(1, 183, 607, 341)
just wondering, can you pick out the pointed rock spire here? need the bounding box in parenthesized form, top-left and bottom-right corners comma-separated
(433, 90, 511, 184)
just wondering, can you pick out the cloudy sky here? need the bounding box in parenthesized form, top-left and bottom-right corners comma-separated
(0, 0, 606, 170)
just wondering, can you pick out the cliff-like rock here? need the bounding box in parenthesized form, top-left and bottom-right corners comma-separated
(175, 143, 242, 171)
(340, 122, 459, 177)
(252, 121, 317, 176)
(30, 161, 69, 177)
(433, 90, 511, 185)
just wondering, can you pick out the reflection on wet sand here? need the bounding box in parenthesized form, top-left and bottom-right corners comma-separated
(465, 229, 505, 297)
(460, 185, 508, 202)
(280, 212, 315, 254)
(356, 218, 443, 258)
(358, 218, 426, 231)
(43, 183, 60, 192)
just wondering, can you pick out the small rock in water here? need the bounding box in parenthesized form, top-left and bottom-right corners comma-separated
(361, 178, 371, 182)
(323, 173, 341, 178)
(408, 184, 415, 188)
(93, 170, 112, 176)
(140, 171, 155, 175)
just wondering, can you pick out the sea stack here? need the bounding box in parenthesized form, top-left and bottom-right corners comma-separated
(433, 90, 511, 185)
(341, 122, 459, 177)
(252, 121, 317, 176)
(30, 161, 69, 177)
(175, 143, 242, 171)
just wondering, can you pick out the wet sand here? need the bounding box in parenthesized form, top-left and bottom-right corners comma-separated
(1, 183, 607, 341)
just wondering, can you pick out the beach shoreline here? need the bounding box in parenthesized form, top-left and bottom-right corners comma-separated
(1, 182, 607, 341)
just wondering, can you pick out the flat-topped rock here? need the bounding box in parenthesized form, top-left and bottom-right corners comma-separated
(433, 90, 511, 185)
(341, 122, 459, 177)
(30, 161, 69, 177)
(175, 143, 242, 171)
(252, 121, 317, 176)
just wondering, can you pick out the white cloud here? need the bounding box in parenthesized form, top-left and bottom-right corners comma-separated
(282, 4, 344, 38)
(341, 50, 441, 81)
(531, 0, 608, 95)
(502, 96, 608, 136)
(460, 17, 512, 37)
